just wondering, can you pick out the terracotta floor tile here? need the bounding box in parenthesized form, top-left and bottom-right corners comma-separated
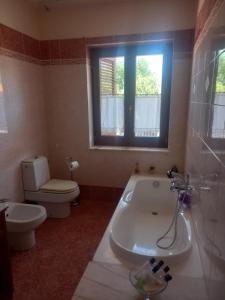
(10, 197, 118, 300)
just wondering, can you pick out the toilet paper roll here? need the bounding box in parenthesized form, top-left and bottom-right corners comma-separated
(69, 161, 79, 172)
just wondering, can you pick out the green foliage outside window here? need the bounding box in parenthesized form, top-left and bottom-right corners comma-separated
(216, 50, 225, 93)
(115, 57, 160, 95)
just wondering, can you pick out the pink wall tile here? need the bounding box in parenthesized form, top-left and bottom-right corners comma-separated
(39, 40, 50, 61)
(195, 0, 223, 41)
(186, 0, 225, 299)
(0, 23, 194, 65)
(22, 34, 40, 59)
(49, 40, 61, 60)
(1, 25, 24, 54)
(60, 38, 86, 59)
(0, 55, 48, 202)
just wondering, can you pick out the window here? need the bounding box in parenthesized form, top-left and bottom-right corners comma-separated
(0, 73, 8, 134)
(211, 49, 225, 139)
(90, 42, 173, 148)
(207, 41, 225, 151)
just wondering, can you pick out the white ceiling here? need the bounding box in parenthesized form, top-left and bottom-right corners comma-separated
(30, 0, 134, 8)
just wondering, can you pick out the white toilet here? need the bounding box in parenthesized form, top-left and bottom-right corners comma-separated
(5, 202, 47, 251)
(22, 156, 80, 218)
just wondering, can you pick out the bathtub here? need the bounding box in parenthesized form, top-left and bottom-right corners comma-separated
(110, 176, 192, 265)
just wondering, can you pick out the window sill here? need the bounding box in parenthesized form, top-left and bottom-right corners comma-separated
(89, 145, 169, 153)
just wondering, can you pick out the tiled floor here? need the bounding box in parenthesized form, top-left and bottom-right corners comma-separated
(10, 192, 120, 300)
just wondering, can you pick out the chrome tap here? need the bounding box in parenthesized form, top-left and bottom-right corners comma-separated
(167, 165, 178, 178)
(169, 172, 193, 193)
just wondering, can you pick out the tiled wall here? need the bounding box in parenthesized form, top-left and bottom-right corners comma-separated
(0, 55, 48, 202)
(0, 21, 195, 188)
(0, 23, 194, 64)
(186, 0, 225, 298)
(44, 53, 192, 187)
(0, 24, 40, 64)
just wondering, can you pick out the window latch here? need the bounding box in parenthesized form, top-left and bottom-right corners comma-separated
(129, 105, 133, 113)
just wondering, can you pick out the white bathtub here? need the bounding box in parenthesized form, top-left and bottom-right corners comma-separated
(110, 176, 192, 265)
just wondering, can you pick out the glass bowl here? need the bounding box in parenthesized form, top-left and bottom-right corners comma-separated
(129, 268, 168, 299)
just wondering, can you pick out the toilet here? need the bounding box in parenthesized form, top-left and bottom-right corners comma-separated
(5, 202, 47, 251)
(22, 156, 80, 218)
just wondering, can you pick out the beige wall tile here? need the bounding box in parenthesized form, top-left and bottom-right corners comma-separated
(0, 55, 48, 201)
(44, 56, 192, 187)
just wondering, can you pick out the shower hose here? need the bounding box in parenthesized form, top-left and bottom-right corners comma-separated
(156, 195, 181, 250)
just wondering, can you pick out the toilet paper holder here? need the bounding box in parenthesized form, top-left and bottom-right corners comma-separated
(65, 157, 79, 180)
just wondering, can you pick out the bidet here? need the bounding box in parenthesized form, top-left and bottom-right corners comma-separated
(5, 202, 47, 251)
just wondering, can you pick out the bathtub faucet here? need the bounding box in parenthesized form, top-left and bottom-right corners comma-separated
(169, 172, 193, 193)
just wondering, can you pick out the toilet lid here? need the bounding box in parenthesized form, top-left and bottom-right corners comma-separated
(40, 179, 79, 194)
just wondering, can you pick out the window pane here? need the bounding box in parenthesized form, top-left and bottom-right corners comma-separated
(212, 50, 225, 138)
(211, 104, 225, 138)
(134, 55, 163, 137)
(0, 73, 7, 134)
(99, 57, 124, 136)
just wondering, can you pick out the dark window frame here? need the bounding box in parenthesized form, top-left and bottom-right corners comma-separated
(90, 41, 173, 148)
(207, 40, 225, 150)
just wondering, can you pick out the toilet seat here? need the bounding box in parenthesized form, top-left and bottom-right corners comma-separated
(25, 186, 80, 217)
(40, 179, 79, 194)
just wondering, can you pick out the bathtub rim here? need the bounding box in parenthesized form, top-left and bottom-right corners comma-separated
(93, 173, 204, 279)
(109, 176, 192, 263)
